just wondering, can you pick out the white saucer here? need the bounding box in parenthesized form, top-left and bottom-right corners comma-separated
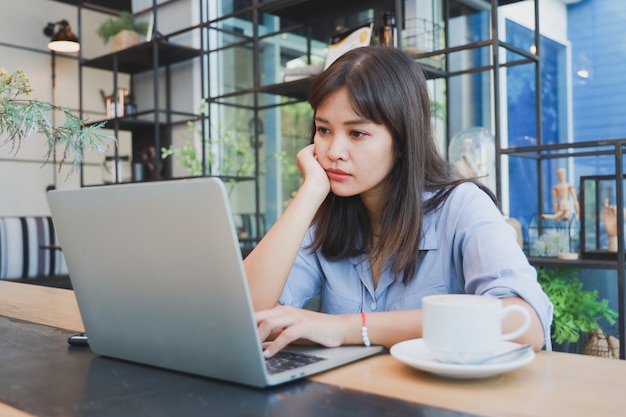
(390, 339, 535, 379)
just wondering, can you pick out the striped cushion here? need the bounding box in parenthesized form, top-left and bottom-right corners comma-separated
(0, 217, 68, 280)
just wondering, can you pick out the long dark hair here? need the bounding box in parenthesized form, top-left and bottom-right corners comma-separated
(307, 46, 496, 283)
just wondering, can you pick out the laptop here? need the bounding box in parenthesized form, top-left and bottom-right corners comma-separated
(47, 178, 382, 387)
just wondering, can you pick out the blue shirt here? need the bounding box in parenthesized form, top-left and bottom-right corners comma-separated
(279, 182, 554, 348)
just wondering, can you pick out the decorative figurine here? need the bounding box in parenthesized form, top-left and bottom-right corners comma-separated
(603, 198, 620, 252)
(541, 168, 580, 222)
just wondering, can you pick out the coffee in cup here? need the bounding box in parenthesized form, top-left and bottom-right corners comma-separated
(422, 294, 531, 364)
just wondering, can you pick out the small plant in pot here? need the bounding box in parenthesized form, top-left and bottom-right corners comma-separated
(97, 11, 150, 52)
(537, 267, 618, 353)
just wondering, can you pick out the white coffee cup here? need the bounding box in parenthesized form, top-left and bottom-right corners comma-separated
(422, 294, 532, 364)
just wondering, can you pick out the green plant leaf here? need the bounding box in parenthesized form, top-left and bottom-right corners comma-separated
(97, 11, 149, 44)
(1, 68, 115, 178)
(537, 267, 618, 345)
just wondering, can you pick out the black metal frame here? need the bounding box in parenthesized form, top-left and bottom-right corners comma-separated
(579, 175, 626, 260)
(505, 139, 626, 359)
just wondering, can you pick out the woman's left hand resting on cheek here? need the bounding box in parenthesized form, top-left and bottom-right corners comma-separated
(256, 306, 348, 358)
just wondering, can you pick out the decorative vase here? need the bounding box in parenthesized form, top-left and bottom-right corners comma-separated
(111, 29, 141, 53)
(448, 127, 496, 193)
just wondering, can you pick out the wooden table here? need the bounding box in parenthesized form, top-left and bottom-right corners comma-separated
(1, 280, 625, 417)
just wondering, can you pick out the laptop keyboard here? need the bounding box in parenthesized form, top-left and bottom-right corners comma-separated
(265, 350, 326, 375)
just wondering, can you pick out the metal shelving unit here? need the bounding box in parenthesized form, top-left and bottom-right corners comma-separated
(500, 139, 626, 358)
(203, 0, 538, 246)
(74, 0, 203, 185)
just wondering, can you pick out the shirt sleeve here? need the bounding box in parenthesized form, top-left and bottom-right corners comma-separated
(446, 183, 554, 349)
(278, 228, 324, 308)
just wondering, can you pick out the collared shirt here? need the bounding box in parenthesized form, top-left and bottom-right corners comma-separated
(279, 182, 554, 348)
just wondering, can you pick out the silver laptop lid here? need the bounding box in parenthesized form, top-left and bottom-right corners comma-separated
(47, 178, 271, 387)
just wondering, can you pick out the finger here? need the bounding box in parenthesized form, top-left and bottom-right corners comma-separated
(256, 309, 298, 337)
(258, 310, 309, 357)
(262, 324, 304, 358)
(257, 316, 287, 343)
(254, 305, 292, 324)
(255, 307, 297, 343)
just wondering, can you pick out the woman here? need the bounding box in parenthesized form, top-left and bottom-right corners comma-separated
(244, 46, 553, 358)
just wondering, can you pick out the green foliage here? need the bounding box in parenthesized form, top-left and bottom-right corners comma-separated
(97, 11, 149, 44)
(215, 121, 255, 180)
(431, 100, 446, 122)
(161, 117, 257, 194)
(161, 127, 202, 177)
(537, 267, 618, 345)
(162, 101, 306, 201)
(0, 68, 115, 177)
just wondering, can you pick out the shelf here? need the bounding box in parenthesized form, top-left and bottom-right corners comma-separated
(83, 41, 201, 74)
(90, 118, 168, 132)
(54, 0, 131, 12)
(260, 78, 315, 101)
(260, 0, 529, 24)
(259, 0, 390, 24)
(214, 60, 445, 106)
(528, 257, 621, 270)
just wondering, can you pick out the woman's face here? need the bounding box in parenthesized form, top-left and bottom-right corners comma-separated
(313, 87, 395, 202)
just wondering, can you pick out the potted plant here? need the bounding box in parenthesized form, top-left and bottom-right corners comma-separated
(97, 11, 150, 52)
(537, 266, 618, 352)
(0, 67, 113, 176)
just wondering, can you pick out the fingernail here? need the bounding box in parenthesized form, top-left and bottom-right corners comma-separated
(263, 349, 272, 358)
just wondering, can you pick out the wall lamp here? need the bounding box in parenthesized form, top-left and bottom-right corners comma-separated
(43, 20, 80, 53)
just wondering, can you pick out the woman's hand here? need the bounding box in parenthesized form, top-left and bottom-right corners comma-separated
(255, 305, 348, 358)
(296, 144, 330, 197)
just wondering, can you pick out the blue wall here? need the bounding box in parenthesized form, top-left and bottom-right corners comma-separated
(505, 0, 626, 242)
(505, 20, 567, 238)
(569, 0, 626, 142)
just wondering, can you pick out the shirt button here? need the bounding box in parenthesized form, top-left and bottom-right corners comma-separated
(370, 302, 377, 310)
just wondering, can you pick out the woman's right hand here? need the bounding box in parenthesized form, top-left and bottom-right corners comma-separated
(256, 305, 349, 358)
(296, 144, 330, 198)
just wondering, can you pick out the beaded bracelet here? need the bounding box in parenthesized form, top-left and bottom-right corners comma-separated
(361, 311, 371, 347)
